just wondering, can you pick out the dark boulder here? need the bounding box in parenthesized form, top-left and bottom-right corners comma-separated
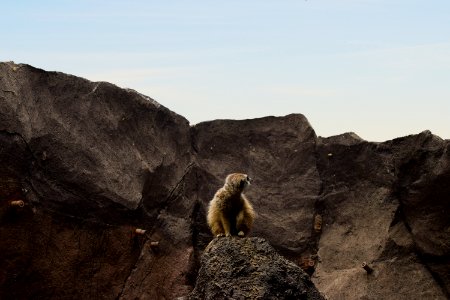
(189, 237, 324, 300)
(191, 114, 321, 258)
(0, 62, 195, 299)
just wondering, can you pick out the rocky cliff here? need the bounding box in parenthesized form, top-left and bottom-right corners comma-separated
(1, 62, 449, 299)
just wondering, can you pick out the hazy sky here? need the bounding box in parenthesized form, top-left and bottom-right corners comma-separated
(2, 0, 449, 141)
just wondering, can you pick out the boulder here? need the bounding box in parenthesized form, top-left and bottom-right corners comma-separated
(189, 237, 324, 300)
(312, 132, 449, 299)
(0, 61, 192, 216)
(191, 115, 321, 258)
(0, 62, 195, 299)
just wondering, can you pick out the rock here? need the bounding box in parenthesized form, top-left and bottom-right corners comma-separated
(312, 132, 449, 299)
(318, 132, 365, 146)
(189, 237, 324, 300)
(0, 62, 192, 216)
(0, 62, 195, 299)
(1, 62, 449, 299)
(192, 114, 321, 258)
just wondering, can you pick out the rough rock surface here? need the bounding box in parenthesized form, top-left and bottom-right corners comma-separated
(0, 62, 194, 299)
(191, 115, 321, 259)
(189, 237, 324, 300)
(1, 62, 449, 299)
(313, 132, 449, 299)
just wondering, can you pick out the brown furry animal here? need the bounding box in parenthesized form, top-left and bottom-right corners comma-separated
(207, 173, 255, 237)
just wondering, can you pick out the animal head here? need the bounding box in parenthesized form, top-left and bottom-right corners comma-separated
(225, 173, 252, 191)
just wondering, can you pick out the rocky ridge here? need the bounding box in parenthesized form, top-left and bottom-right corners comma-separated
(0, 62, 449, 299)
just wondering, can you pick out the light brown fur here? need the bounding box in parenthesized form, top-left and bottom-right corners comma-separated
(207, 173, 255, 237)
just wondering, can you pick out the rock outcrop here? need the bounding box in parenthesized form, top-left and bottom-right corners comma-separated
(0, 62, 195, 299)
(1, 62, 449, 299)
(189, 237, 324, 300)
(313, 131, 449, 299)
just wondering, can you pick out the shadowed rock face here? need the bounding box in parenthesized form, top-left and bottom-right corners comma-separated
(0, 62, 194, 299)
(1, 62, 449, 299)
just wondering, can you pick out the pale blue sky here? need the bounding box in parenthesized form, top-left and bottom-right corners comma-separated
(2, 0, 449, 141)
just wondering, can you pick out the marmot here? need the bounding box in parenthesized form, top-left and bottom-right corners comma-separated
(207, 173, 255, 237)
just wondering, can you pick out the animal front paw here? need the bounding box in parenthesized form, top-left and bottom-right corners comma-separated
(237, 231, 245, 237)
(216, 233, 225, 238)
